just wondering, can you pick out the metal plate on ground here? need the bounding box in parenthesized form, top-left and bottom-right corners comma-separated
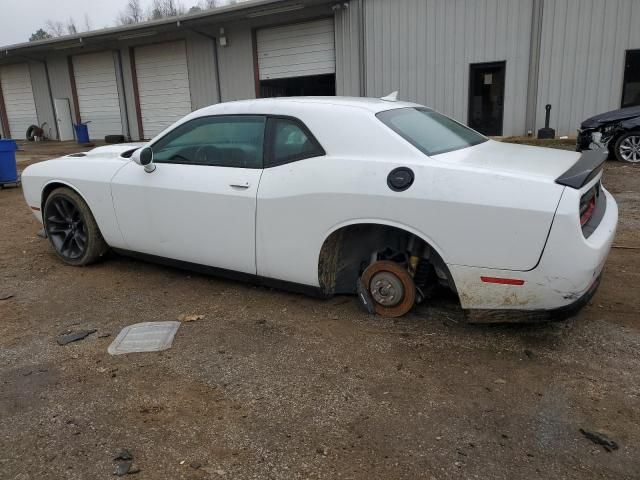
(108, 321, 180, 355)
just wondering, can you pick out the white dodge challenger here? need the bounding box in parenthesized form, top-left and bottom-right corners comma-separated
(22, 97, 618, 321)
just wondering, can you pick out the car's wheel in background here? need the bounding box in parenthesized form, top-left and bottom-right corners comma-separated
(43, 187, 109, 266)
(614, 130, 640, 163)
(361, 261, 416, 318)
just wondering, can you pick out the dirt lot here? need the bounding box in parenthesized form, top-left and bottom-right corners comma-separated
(1, 140, 639, 479)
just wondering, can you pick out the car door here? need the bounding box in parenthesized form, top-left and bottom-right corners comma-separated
(110, 115, 266, 275)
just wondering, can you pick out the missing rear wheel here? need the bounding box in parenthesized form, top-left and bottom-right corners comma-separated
(361, 261, 416, 318)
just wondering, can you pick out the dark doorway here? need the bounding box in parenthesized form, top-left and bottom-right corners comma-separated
(260, 74, 336, 98)
(622, 50, 640, 108)
(468, 62, 506, 136)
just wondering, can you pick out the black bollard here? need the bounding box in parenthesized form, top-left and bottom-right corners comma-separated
(537, 104, 556, 139)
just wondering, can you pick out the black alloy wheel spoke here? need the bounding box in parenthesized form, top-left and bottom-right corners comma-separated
(45, 197, 88, 260)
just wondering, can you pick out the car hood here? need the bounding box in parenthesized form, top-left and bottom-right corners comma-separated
(580, 105, 640, 128)
(63, 143, 145, 160)
(432, 139, 579, 182)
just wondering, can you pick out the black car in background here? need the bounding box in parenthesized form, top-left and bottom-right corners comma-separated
(577, 105, 640, 163)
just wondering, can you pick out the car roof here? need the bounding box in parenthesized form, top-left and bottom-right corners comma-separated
(195, 96, 423, 116)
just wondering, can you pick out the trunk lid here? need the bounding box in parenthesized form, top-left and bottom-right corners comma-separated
(433, 139, 581, 182)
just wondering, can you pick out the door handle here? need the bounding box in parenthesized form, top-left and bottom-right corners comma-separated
(229, 182, 250, 189)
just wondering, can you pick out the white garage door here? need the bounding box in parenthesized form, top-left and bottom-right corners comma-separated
(135, 41, 192, 139)
(73, 52, 123, 139)
(257, 19, 336, 80)
(0, 63, 38, 139)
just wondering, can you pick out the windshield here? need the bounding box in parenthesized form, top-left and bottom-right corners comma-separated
(377, 107, 487, 156)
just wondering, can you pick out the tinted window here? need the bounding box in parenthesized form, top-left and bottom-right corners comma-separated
(377, 108, 487, 156)
(267, 118, 324, 166)
(151, 116, 266, 168)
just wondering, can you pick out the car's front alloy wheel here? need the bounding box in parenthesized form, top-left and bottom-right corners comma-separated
(44, 187, 108, 266)
(615, 131, 640, 163)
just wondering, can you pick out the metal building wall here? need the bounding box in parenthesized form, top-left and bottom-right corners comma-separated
(28, 62, 57, 140)
(186, 32, 220, 110)
(335, 1, 362, 96)
(46, 56, 78, 125)
(362, 0, 534, 136)
(536, 0, 640, 136)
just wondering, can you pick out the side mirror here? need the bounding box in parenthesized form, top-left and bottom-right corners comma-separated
(132, 146, 156, 173)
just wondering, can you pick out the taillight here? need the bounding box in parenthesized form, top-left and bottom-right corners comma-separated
(580, 183, 600, 227)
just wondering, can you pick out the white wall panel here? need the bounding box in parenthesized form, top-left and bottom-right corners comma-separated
(363, 0, 533, 136)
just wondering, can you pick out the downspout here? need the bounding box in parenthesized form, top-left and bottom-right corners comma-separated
(358, 0, 366, 97)
(525, 0, 544, 135)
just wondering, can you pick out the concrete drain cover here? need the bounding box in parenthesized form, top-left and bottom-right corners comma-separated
(108, 322, 180, 355)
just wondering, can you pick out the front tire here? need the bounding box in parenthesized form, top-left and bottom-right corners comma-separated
(614, 130, 640, 163)
(43, 187, 109, 266)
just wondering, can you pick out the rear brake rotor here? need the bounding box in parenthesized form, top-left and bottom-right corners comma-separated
(361, 261, 416, 318)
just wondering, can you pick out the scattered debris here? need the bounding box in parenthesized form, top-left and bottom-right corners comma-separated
(114, 461, 132, 476)
(114, 450, 133, 461)
(108, 322, 181, 355)
(178, 313, 205, 322)
(494, 378, 507, 385)
(113, 449, 139, 476)
(190, 462, 202, 470)
(56, 329, 97, 346)
(98, 333, 112, 339)
(524, 349, 535, 359)
(580, 429, 619, 452)
(0, 293, 14, 301)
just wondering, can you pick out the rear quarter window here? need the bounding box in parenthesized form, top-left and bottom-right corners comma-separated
(377, 107, 487, 156)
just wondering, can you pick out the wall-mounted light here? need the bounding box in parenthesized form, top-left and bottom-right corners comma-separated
(219, 28, 227, 47)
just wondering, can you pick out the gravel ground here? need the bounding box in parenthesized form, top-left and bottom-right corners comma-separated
(1, 140, 639, 479)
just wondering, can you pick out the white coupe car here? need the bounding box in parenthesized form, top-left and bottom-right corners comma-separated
(22, 97, 618, 321)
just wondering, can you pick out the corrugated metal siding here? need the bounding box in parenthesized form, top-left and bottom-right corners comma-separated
(536, 0, 640, 136)
(217, 24, 256, 101)
(363, 0, 533, 136)
(73, 51, 123, 139)
(256, 19, 336, 80)
(335, 3, 361, 96)
(118, 48, 139, 140)
(29, 62, 56, 140)
(186, 33, 220, 110)
(46, 56, 77, 124)
(0, 63, 38, 139)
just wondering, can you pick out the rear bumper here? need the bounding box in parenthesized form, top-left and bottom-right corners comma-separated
(465, 275, 601, 323)
(448, 186, 617, 321)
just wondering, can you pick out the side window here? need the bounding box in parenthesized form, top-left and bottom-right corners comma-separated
(151, 115, 266, 168)
(266, 117, 325, 167)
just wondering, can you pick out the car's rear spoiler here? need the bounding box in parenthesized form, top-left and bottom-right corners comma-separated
(555, 149, 608, 189)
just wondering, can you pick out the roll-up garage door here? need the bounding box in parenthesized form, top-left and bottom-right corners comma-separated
(73, 52, 123, 140)
(256, 18, 336, 80)
(0, 63, 38, 139)
(134, 41, 192, 139)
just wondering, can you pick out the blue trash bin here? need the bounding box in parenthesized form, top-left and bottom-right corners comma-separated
(74, 123, 90, 144)
(0, 139, 18, 184)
